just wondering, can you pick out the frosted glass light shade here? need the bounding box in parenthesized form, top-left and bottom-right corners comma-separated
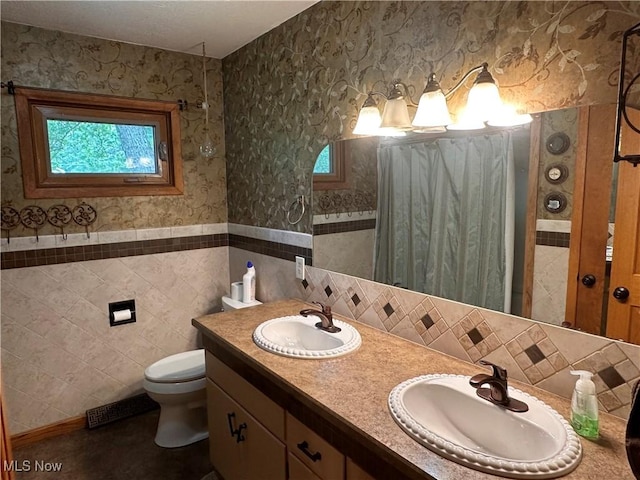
(413, 90, 453, 127)
(446, 108, 486, 130)
(465, 81, 502, 123)
(380, 97, 412, 131)
(353, 105, 382, 135)
(487, 105, 533, 127)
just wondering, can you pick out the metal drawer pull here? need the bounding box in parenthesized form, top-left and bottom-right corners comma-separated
(297, 441, 322, 462)
(226, 412, 247, 443)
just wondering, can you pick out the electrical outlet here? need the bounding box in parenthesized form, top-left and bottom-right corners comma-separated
(295, 256, 305, 280)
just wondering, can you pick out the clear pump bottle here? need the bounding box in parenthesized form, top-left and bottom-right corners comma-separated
(569, 370, 599, 439)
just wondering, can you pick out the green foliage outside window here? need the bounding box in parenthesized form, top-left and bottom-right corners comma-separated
(47, 120, 156, 174)
(313, 144, 331, 174)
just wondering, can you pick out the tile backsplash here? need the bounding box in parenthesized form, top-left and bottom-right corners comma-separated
(229, 250, 639, 421)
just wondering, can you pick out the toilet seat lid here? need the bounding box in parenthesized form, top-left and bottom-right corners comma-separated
(145, 349, 205, 383)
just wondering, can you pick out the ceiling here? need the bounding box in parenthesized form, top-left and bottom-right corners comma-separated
(0, 0, 319, 58)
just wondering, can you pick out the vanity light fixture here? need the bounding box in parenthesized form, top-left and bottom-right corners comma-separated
(354, 62, 531, 136)
(199, 42, 216, 159)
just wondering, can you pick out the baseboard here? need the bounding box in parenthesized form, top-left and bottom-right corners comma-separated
(11, 416, 86, 449)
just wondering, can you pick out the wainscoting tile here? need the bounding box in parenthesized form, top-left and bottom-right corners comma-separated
(2, 247, 227, 434)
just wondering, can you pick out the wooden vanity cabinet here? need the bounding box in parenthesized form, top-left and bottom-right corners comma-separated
(205, 352, 374, 480)
(286, 413, 344, 480)
(207, 380, 286, 480)
(346, 458, 376, 480)
(206, 353, 286, 480)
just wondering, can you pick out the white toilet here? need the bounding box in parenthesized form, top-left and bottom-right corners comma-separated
(143, 296, 262, 448)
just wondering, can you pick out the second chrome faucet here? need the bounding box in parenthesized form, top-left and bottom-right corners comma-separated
(299, 302, 341, 333)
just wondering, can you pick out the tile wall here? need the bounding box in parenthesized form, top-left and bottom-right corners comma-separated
(228, 248, 639, 421)
(532, 220, 571, 325)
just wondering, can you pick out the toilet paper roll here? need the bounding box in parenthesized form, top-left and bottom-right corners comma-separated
(231, 282, 243, 301)
(112, 309, 132, 322)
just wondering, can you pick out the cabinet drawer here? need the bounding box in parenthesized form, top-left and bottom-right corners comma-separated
(286, 413, 345, 480)
(288, 452, 322, 480)
(206, 351, 285, 440)
(207, 379, 286, 480)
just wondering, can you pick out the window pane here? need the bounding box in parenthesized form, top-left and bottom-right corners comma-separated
(313, 144, 332, 174)
(47, 119, 157, 174)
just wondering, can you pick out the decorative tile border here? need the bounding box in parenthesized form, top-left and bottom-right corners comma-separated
(228, 234, 312, 265)
(228, 223, 312, 248)
(294, 265, 640, 420)
(1, 222, 313, 270)
(0, 235, 228, 269)
(313, 219, 376, 236)
(312, 211, 376, 225)
(0, 223, 228, 252)
(536, 231, 570, 247)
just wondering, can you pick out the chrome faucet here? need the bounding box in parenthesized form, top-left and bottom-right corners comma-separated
(299, 302, 341, 333)
(469, 360, 528, 412)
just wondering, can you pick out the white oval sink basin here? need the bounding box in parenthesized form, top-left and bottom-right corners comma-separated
(389, 374, 582, 479)
(253, 315, 361, 359)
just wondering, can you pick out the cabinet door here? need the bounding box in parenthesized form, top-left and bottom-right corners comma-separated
(207, 379, 286, 480)
(346, 458, 375, 480)
(288, 452, 322, 480)
(286, 413, 345, 480)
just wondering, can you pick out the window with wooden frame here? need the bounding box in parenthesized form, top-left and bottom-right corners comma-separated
(14, 87, 183, 198)
(312, 141, 349, 190)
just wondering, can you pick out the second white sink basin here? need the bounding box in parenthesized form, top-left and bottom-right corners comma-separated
(389, 374, 582, 479)
(253, 314, 361, 359)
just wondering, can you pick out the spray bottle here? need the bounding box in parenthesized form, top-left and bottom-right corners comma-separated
(242, 261, 256, 303)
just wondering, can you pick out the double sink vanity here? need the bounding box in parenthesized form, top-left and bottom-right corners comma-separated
(192, 299, 633, 480)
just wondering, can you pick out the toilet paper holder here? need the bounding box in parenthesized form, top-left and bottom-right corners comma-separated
(109, 299, 136, 326)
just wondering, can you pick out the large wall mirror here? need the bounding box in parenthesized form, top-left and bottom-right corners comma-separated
(312, 104, 640, 345)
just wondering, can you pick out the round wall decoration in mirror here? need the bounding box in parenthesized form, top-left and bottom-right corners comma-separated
(545, 164, 569, 184)
(546, 132, 571, 155)
(544, 192, 568, 214)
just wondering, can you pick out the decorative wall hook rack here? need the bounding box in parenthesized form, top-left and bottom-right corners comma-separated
(1, 206, 20, 243)
(0, 80, 16, 95)
(72, 202, 97, 238)
(20, 205, 46, 241)
(47, 204, 72, 240)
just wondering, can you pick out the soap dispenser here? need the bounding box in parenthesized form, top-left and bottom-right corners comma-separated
(570, 370, 599, 439)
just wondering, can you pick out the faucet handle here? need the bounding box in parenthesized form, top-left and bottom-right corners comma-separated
(478, 360, 507, 381)
(312, 301, 331, 315)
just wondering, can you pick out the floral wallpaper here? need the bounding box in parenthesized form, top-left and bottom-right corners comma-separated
(313, 136, 378, 217)
(1, 22, 227, 237)
(223, 0, 640, 233)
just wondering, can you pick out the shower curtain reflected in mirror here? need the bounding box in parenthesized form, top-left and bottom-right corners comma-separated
(373, 131, 515, 313)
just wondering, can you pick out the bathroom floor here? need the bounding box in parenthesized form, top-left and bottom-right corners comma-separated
(12, 411, 216, 480)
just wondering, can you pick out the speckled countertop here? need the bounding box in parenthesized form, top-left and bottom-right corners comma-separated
(192, 299, 633, 480)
